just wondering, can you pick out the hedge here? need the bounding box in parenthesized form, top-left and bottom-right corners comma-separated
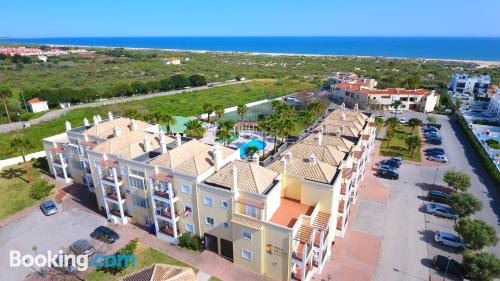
(456, 115, 500, 187)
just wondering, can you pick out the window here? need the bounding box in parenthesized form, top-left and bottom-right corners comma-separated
(132, 196, 148, 208)
(185, 223, 194, 233)
(241, 250, 252, 261)
(181, 184, 191, 194)
(130, 169, 145, 178)
(129, 176, 145, 190)
(69, 138, 79, 145)
(203, 196, 213, 207)
(183, 204, 192, 216)
(241, 229, 252, 240)
(223, 221, 230, 229)
(205, 216, 214, 226)
(245, 205, 257, 218)
(221, 200, 228, 209)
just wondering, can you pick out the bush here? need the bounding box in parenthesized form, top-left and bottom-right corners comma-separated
(30, 180, 55, 200)
(97, 238, 138, 274)
(485, 139, 500, 149)
(463, 251, 500, 281)
(178, 233, 203, 251)
(455, 219, 499, 251)
(447, 192, 482, 217)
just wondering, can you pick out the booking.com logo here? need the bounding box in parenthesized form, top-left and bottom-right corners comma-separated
(10, 250, 136, 271)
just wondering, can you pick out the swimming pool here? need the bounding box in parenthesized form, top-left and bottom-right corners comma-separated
(240, 139, 266, 158)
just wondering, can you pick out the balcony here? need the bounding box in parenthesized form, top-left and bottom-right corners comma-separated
(110, 209, 131, 218)
(155, 208, 178, 220)
(159, 226, 180, 237)
(314, 229, 329, 248)
(101, 173, 123, 185)
(106, 191, 125, 202)
(291, 264, 312, 281)
(153, 189, 176, 201)
(292, 242, 311, 262)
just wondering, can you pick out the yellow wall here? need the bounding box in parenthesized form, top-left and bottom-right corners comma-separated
(263, 225, 292, 281)
(232, 222, 264, 274)
(197, 186, 233, 244)
(282, 175, 301, 200)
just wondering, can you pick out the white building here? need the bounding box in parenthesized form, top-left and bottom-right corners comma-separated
(163, 57, 181, 65)
(486, 89, 500, 121)
(27, 98, 49, 113)
(449, 73, 491, 97)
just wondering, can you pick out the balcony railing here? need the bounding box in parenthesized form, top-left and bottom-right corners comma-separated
(106, 192, 125, 201)
(110, 209, 131, 217)
(155, 208, 178, 219)
(102, 173, 123, 184)
(159, 226, 180, 237)
(153, 189, 176, 200)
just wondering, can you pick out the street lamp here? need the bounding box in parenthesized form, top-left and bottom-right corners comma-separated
(443, 255, 451, 281)
(32, 245, 44, 277)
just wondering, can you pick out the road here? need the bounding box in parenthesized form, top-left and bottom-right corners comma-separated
(0, 80, 250, 134)
(374, 111, 499, 281)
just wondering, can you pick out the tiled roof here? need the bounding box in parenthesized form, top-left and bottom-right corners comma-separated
(120, 264, 196, 281)
(268, 157, 336, 184)
(205, 160, 278, 194)
(235, 197, 265, 209)
(333, 83, 434, 96)
(83, 117, 152, 139)
(283, 143, 345, 167)
(231, 214, 263, 230)
(301, 133, 355, 152)
(27, 98, 44, 103)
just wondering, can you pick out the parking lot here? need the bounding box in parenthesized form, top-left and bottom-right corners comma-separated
(374, 111, 500, 281)
(0, 185, 110, 281)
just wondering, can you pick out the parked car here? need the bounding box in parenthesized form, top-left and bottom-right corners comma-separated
(427, 138, 443, 145)
(427, 154, 448, 163)
(40, 200, 58, 216)
(399, 118, 407, 124)
(391, 110, 403, 114)
(376, 114, 384, 120)
(90, 226, 120, 244)
(427, 190, 450, 203)
(69, 240, 95, 256)
(378, 164, 397, 172)
(425, 147, 444, 154)
(431, 255, 464, 278)
(423, 126, 438, 132)
(390, 157, 402, 165)
(379, 159, 400, 168)
(426, 203, 459, 219)
(434, 231, 466, 250)
(428, 123, 441, 130)
(376, 169, 399, 180)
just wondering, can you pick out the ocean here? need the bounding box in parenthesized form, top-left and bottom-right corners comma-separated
(1, 37, 500, 61)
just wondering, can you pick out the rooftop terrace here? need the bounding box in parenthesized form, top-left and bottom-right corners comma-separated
(270, 197, 314, 228)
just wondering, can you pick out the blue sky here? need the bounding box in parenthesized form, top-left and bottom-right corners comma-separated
(2, 0, 499, 38)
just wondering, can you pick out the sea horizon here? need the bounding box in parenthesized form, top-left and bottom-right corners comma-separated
(1, 36, 500, 62)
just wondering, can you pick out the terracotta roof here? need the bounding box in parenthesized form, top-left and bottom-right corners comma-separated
(301, 133, 354, 152)
(333, 83, 434, 96)
(231, 214, 263, 230)
(27, 98, 45, 103)
(205, 160, 278, 194)
(150, 140, 235, 176)
(283, 143, 345, 167)
(83, 117, 152, 139)
(268, 156, 337, 184)
(120, 264, 196, 281)
(235, 197, 265, 209)
(151, 173, 174, 183)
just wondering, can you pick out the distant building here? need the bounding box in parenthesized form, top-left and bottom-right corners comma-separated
(487, 88, 500, 121)
(163, 57, 181, 65)
(449, 73, 490, 97)
(38, 55, 48, 62)
(27, 98, 49, 113)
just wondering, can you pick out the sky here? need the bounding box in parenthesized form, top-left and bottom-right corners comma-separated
(1, 0, 500, 38)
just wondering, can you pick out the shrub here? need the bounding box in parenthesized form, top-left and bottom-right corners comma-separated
(447, 192, 482, 217)
(485, 139, 500, 149)
(30, 180, 55, 200)
(443, 170, 471, 192)
(178, 233, 203, 251)
(463, 251, 500, 281)
(455, 219, 499, 251)
(97, 238, 138, 274)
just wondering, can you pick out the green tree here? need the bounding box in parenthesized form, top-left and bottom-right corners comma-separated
(385, 127, 395, 149)
(214, 104, 225, 120)
(216, 120, 238, 145)
(30, 179, 55, 199)
(170, 74, 190, 89)
(299, 110, 314, 127)
(237, 104, 248, 121)
(131, 81, 148, 94)
(184, 120, 206, 139)
(405, 135, 421, 157)
(454, 219, 499, 250)
(443, 170, 471, 192)
(0, 87, 13, 123)
(404, 75, 421, 90)
(463, 251, 500, 281)
(10, 137, 34, 183)
(159, 78, 174, 91)
(244, 145, 259, 158)
(278, 117, 295, 143)
(408, 118, 422, 133)
(188, 74, 207, 87)
(257, 118, 271, 156)
(427, 115, 437, 124)
(385, 116, 399, 130)
(124, 109, 142, 120)
(202, 103, 214, 124)
(447, 192, 483, 217)
(391, 100, 402, 116)
(112, 83, 133, 97)
(148, 112, 176, 135)
(453, 98, 463, 114)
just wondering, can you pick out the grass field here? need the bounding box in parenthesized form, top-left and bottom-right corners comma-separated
(0, 159, 47, 219)
(85, 247, 197, 281)
(0, 80, 314, 158)
(380, 125, 421, 162)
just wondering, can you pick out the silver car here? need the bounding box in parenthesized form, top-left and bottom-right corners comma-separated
(427, 155, 448, 163)
(426, 203, 459, 220)
(40, 200, 58, 216)
(69, 240, 95, 256)
(434, 231, 465, 250)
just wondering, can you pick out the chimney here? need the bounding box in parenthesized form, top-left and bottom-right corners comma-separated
(341, 125, 345, 135)
(316, 132, 323, 146)
(92, 115, 100, 125)
(113, 126, 122, 137)
(143, 137, 152, 152)
(308, 153, 317, 164)
(341, 112, 346, 121)
(213, 144, 222, 171)
(322, 124, 328, 134)
(83, 118, 90, 127)
(354, 103, 359, 112)
(336, 128, 341, 136)
(280, 156, 287, 175)
(130, 119, 138, 131)
(159, 132, 168, 154)
(231, 162, 238, 191)
(285, 151, 293, 161)
(341, 102, 345, 111)
(108, 111, 114, 121)
(65, 121, 72, 131)
(96, 114, 102, 122)
(175, 133, 182, 147)
(251, 153, 259, 164)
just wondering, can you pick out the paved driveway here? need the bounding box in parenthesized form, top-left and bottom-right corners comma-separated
(0, 185, 107, 281)
(374, 111, 499, 281)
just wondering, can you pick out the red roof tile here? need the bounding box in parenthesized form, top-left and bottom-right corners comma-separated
(27, 98, 44, 103)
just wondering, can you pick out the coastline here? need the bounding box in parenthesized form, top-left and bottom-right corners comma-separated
(2, 41, 500, 67)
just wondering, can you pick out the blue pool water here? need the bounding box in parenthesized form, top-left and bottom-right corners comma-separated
(240, 140, 266, 158)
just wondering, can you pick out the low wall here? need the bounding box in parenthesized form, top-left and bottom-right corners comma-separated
(0, 151, 46, 170)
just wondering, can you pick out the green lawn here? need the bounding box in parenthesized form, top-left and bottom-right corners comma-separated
(380, 125, 421, 162)
(85, 247, 197, 281)
(0, 158, 48, 219)
(0, 80, 314, 159)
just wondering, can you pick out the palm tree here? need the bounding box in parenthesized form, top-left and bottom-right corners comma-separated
(216, 120, 239, 145)
(162, 114, 176, 135)
(385, 127, 395, 149)
(185, 120, 206, 139)
(277, 103, 295, 119)
(391, 100, 402, 117)
(385, 117, 399, 130)
(0, 87, 13, 123)
(405, 135, 422, 157)
(202, 103, 214, 124)
(307, 101, 322, 116)
(271, 100, 281, 110)
(279, 118, 295, 144)
(124, 108, 141, 120)
(237, 104, 248, 121)
(299, 110, 314, 127)
(214, 104, 225, 120)
(10, 137, 34, 183)
(408, 118, 422, 133)
(268, 116, 283, 154)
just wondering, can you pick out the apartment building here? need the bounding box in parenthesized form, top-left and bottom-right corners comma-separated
(43, 107, 376, 281)
(449, 73, 490, 97)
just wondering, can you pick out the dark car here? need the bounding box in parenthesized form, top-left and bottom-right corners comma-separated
(431, 255, 464, 278)
(90, 226, 119, 244)
(427, 138, 442, 145)
(379, 159, 400, 168)
(69, 239, 95, 256)
(428, 123, 442, 130)
(376, 169, 399, 180)
(427, 190, 450, 203)
(40, 200, 58, 216)
(426, 150, 445, 157)
(425, 148, 444, 154)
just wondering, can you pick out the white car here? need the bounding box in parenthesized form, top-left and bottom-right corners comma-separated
(427, 155, 448, 163)
(434, 231, 465, 250)
(391, 110, 403, 114)
(399, 118, 407, 124)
